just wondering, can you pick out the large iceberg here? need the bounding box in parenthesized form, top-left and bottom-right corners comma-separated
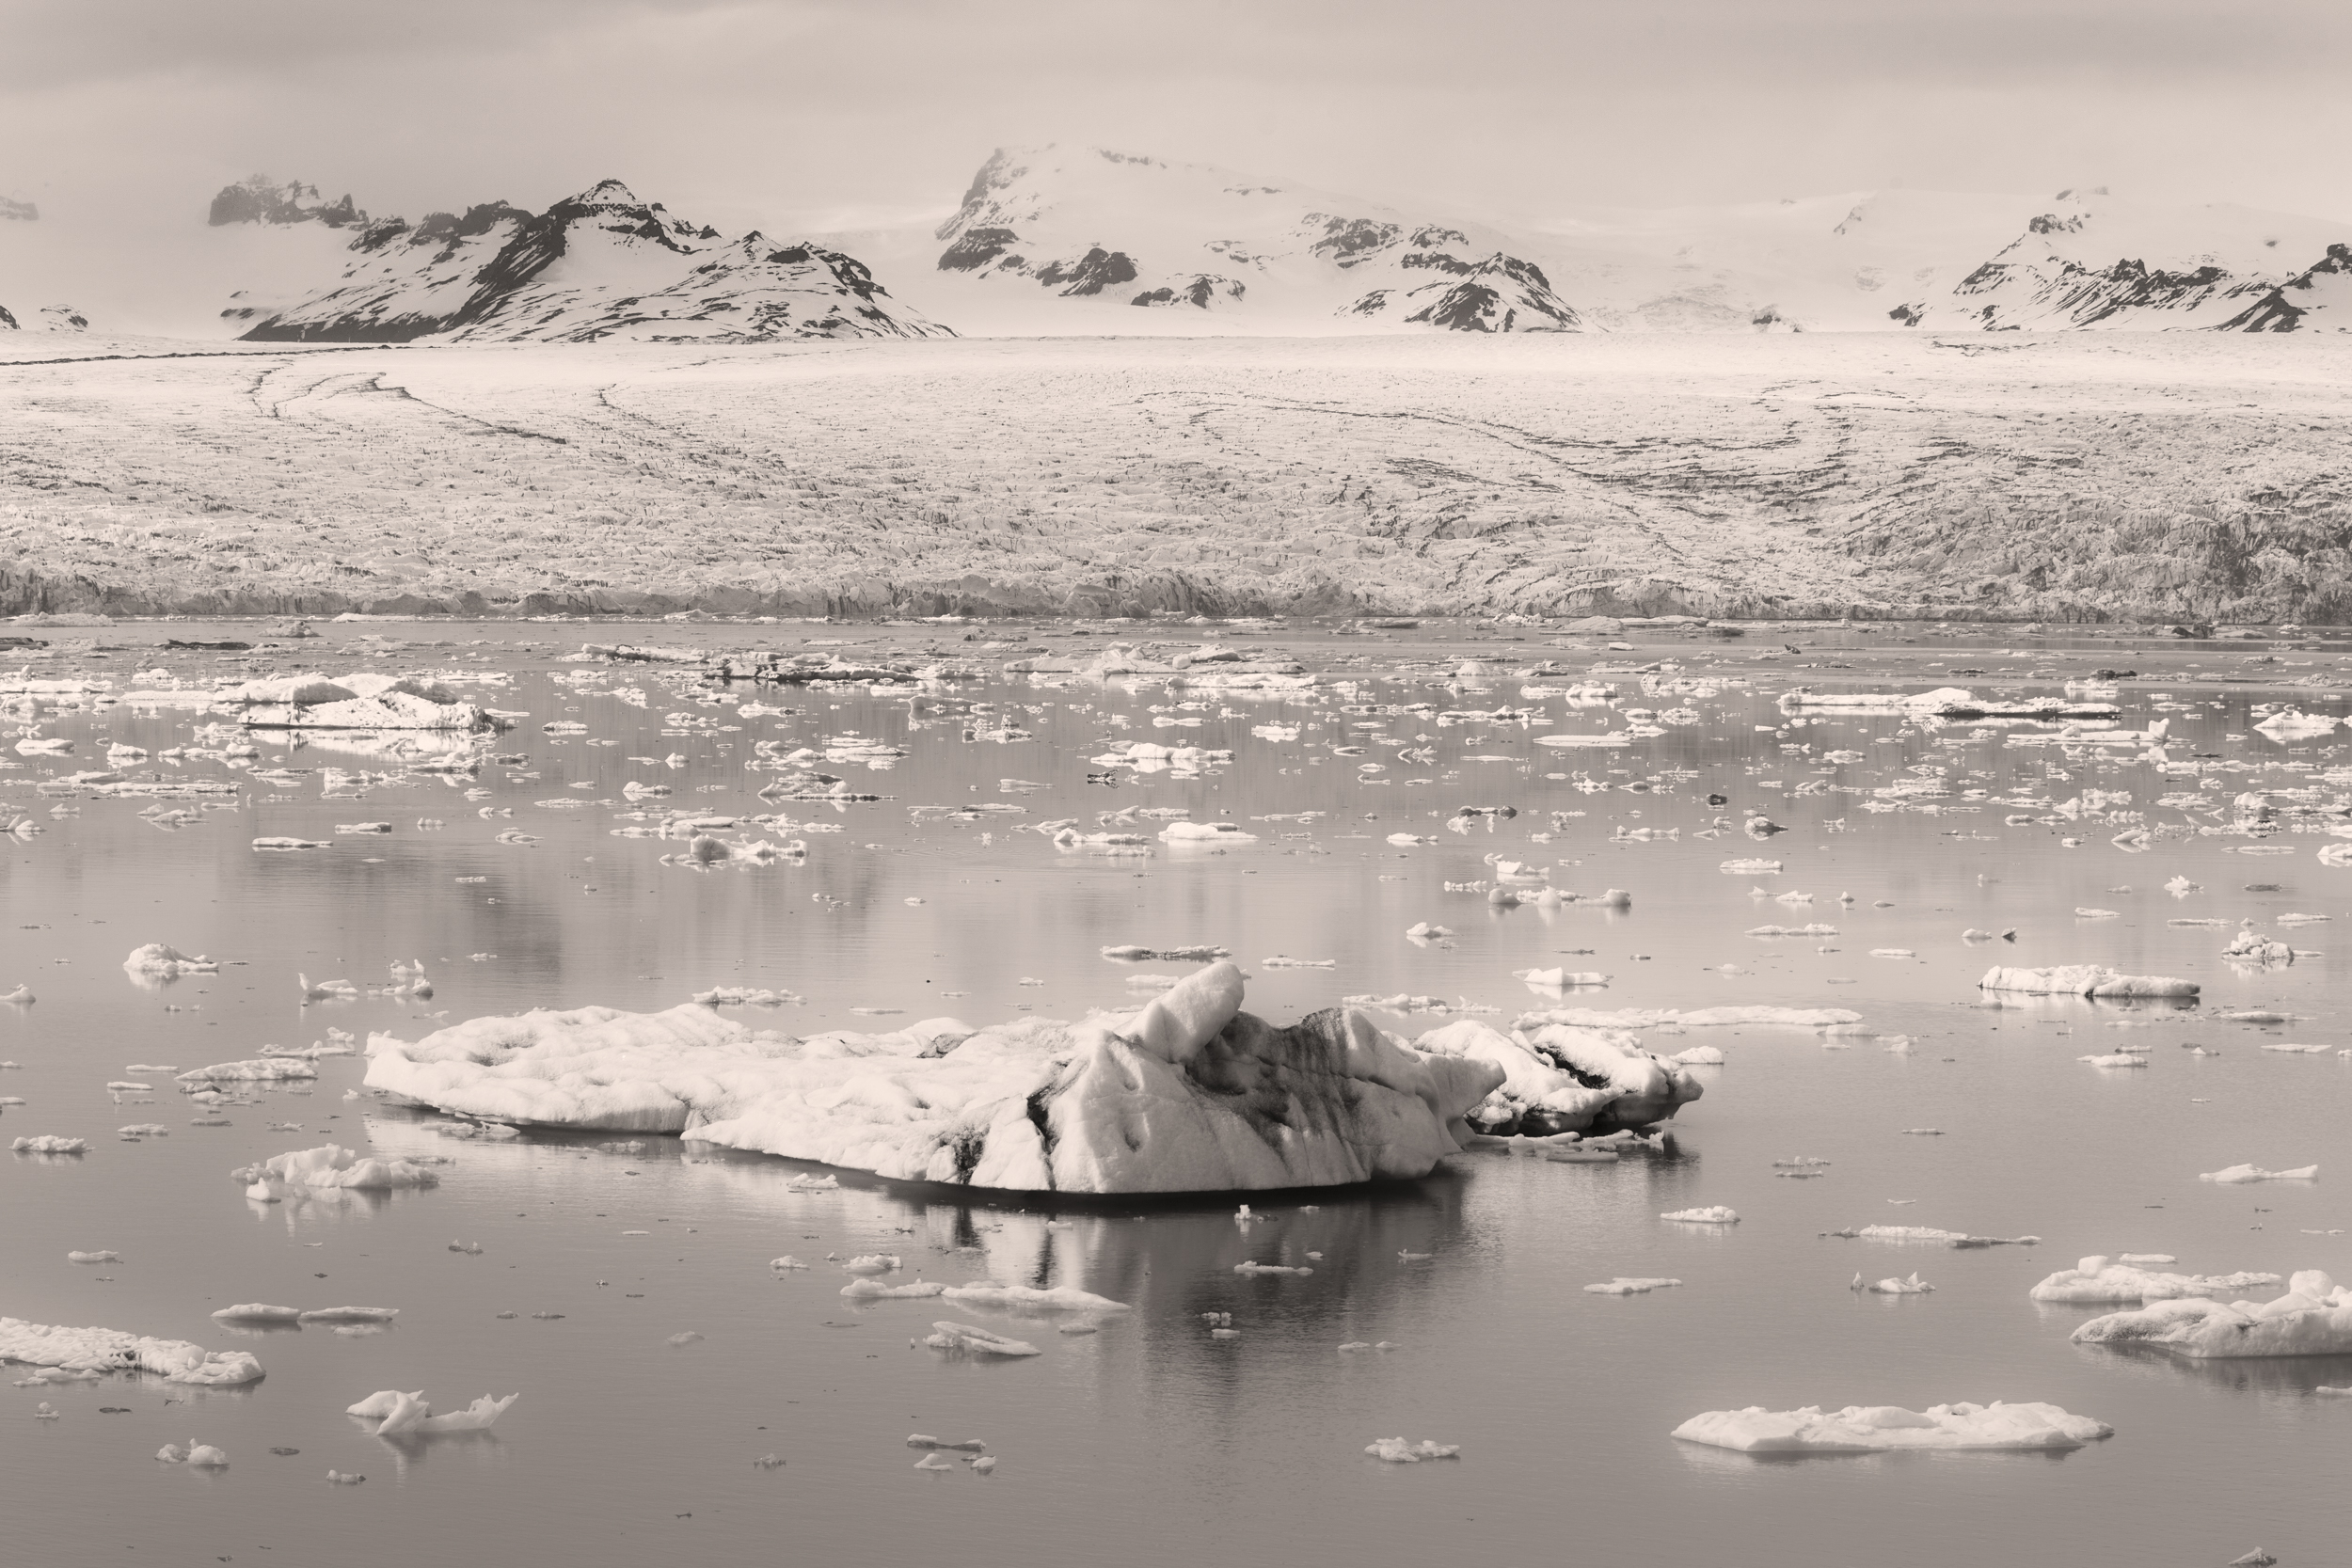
(2073, 1270, 2352, 1357)
(363, 964, 1505, 1194)
(0, 1318, 264, 1386)
(1673, 1401, 2113, 1453)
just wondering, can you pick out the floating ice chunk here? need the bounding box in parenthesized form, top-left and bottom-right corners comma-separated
(213, 1305, 303, 1323)
(940, 1282, 1132, 1311)
(914, 1452, 956, 1470)
(842, 1278, 947, 1300)
(1157, 821, 1257, 846)
(2029, 1257, 2282, 1303)
(122, 943, 217, 979)
(369, 1389, 519, 1434)
(769, 1256, 810, 1270)
(1670, 1045, 1725, 1066)
(2258, 1041, 2333, 1054)
(345, 1389, 424, 1418)
(923, 1321, 1041, 1357)
(1365, 1437, 1460, 1462)
(2078, 1053, 2148, 1068)
(1856, 1273, 1935, 1294)
(0, 1318, 263, 1385)
(907, 1434, 987, 1451)
(1661, 1207, 1739, 1224)
(10, 1135, 87, 1153)
(1235, 1262, 1313, 1277)
(842, 1254, 901, 1275)
(1404, 923, 1454, 942)
(2201, 1164, 2317, 1184)
(2074, 1270, 2352, 1357)
(300, 1307, 398, 1323)
(1673, 1402, 2112, 1452)
(67, 1250, 120, 1263)
(0, 985, 29, 1006)
(1584, 1277, 1682, 1294)
(180, 1059, 318, 1085)
(233, 1144, 439, 1191)
(1979, 965, 2198, 999)
(1263, 956, 1337, 969)
(1746, 924, 1838, 937)
(666, 1332, 704, 1346)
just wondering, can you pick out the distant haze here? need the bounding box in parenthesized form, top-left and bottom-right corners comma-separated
(4, 0, 2349, 233)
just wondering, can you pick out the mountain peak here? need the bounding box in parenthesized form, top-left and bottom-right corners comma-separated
(209, 175, 366, 230)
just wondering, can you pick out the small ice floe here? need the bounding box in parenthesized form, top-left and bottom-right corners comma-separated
(1671, 1046, 1726, 1066)
(1824, 1225, 2039, 1248)
(0, 985, 29, 1006)
(2258, 1041, 2334, 1054)
(448, 1242, 484, 1255)
(326, 1470, 366, 1484)
(940, 1282, 1130, 1311)
(1514, 968, 1609, 989)
(2028, 1257, 2281, 1303)
(2074, 1269, 2352, 1357)
(1364, 1437, 1459, 1463)
(350, 1389, 518, 1434)
(1157, 821, 1257, 846)
(11, 1135, 87, 1153)
(68, 1250, 121, 1264)
(1235, 1261, 1313, 1277)
(1404, 923, 1454, 942)
(210, 1305, 303, 1323)
(665, 1332, 704, 1346)
(1584, 1277, 1682, 1295)
(1671, 1402, 2112, 1452)
(770, 1256, 810, 1270)
(842, 1254, 901, 1275)
(695, 987, 803, 1007)
(121, 943, 217, 980)
(907, 1434, 986, 1451)
(2078, 1053, 2149, 1068)
(1979, 965, 2197, 999)
(752, 1454, 785, 1469)
(180, 1059, 318, 1085)
(300, 1307, 398, 1324)
(254, 837, 329, 851)
(923, 1321, 1041, 1357)
(2201, 1164, 2318, 1184)
(233, 1145, 439, 1192)
(1852, 1272, 1935, 1294)
(1661, 1207, 1740, 1224)
(843, 1279, 947, 1300)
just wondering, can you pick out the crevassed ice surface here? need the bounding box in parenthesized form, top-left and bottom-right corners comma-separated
(4, 621, 2349, 1566)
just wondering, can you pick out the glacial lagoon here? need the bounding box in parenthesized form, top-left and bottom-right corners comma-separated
(4, 620, 2348, 1565)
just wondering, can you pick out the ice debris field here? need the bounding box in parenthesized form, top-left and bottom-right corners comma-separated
(1, 616, 2348, 1565)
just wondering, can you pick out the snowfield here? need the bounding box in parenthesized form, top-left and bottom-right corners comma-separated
(3, 331, 2349, 620)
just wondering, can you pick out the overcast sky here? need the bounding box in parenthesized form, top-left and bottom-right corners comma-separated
(7, 0, 2348, 231)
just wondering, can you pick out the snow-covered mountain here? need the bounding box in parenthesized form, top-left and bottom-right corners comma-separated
(866, 145, 1581, 334)
(0, 302, 88, 332)
(240, 180, 949, 344)
(208, 175, 367, 230)
(1876, 189, 2345, 331)
(828, 148, 2352, 337)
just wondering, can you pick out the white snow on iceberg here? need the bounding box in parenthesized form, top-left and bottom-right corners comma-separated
(1673, 1401, 2113, 1452)
(2073, 1270, 2352, 1357)
(2029, 1256, 2282, 1303)
(0, 1318, 264, 1386)
(363, 964, 1504, 1194)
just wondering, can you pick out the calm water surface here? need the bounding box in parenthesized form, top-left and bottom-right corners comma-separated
(4, 624, 2348, 1566)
